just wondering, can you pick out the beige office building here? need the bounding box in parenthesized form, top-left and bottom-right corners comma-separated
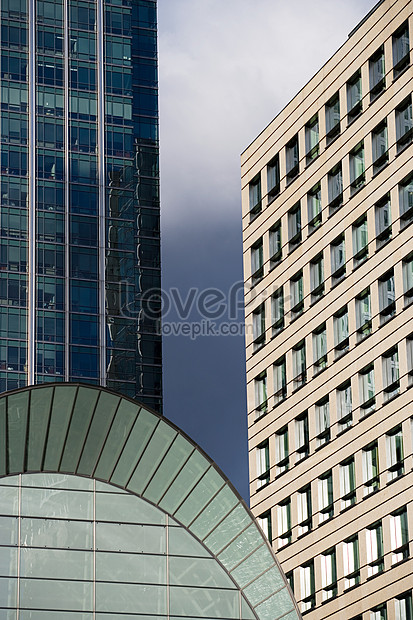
(241, 1, 413, 618)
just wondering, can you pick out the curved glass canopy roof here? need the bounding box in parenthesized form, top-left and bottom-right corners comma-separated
(0, 383, 301, 620)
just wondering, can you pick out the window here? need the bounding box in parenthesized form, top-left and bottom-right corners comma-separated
(290, 271, 303, 320)
(292, 341, 306, 390)
(383, 348, 400, 401)
(325, 93, 340, 144)
(256, 440, 270, 489)
(273, 356, 286, 405)
(408, 336, 413, 387)
(297, 484, 312, 535)
(257, 511, 272, 542)
(366, 521, 384, 577)
(310, 254, 324, 303)
(251, 239, 263, 286)
(249, 174, 261, 219)
(267, 154, 280, 201)
(277, 498, 291, 547)
(372, 121, 388, 174)
(349, 142, 365, 194)
(295, 411, 309, 462)
(286, 134, 299, 183)
(286, 571, 294, 593)
(313, 324, 327, 372)
(353, 215, 368, 267)
(328, 163, 343, 214)
(371, 604, 387, 620)
(403, 253, 413, 306)
(316, 398, 330, 447)
(271, 287, 284, 335)
(334, 306, 349, 357)
(269, 221, 281, 267)
(300, 561, 315, 613)
(307, 182, 322, 232)
(343, 536, 360, 589)
(347, 70, 362, 123)
(305, 114, 319, 164)
(395, 591, 413, 620)
(321, 547, 337, 601)
(337, 381, 352, 432)
(340, 457, 356, 510)
(254, 372, 267, 417)
(379, 270, 395, 324)
(375, 194, 391, 248)
(359, 365, 375, 414)
(395, 96, 412, 152)
(393, 21, 410, 79)
(331, 235, 345, 284)
(386, 425, 404, 481)
(275, 426, 289, 475)
(288, 202, 301, 251)
(356, 288, 372, 341)
(363, 442, 379, 496)
(318, 470, 333, 523)
(399, 173, 413, 228)
(252, 304, 265, 351)
(369, 45, 385, 101)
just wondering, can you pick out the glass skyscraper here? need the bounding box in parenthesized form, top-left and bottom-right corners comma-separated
(0, 0, 162, 410)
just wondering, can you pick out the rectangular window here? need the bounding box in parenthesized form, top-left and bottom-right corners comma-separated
(386, 425, 404, 481)
(349, 142, 365, 194)
(307, 182, 322, 232)
(286, 571, 294, 592)
(277, 498, 291, 547)
(313, 324, 327, 372)
(269, 221, 282, 267)
(249, 175, 261, 219)
(403, 253, 413, 306)
(275, 426, 289, 475)
(321, 547, 337, 601)
(251, 239, 263, 286)
(310, 254, 324, 303)
(271, 287, 284, 335)
(295, 411, 309, 463)
(305, 114, 319, 164)
(254, 372, 267, 417)
(393, 21, 410, 79)
(369, 45, 385, 101)
(318, 470, 333, 523)
(382, 348, 400, 401)
(379, 270, 395, 324)
(300, 561, 315, 613)
(395, 592, 413, 620)
(334, 306, 349, 357)
(337, 381, 352, 432)
(372, 121, 388, 174)
(359, 365, 375, 414)
(363, 442, 379, 496)
(316, 398, 330, 447)
(356, 288, 372, 341)
(288, 202, 301, 251)
(331, 235, 346, 284)
(371, 604, 387, 620)
(257, 511, 272, 542)
(366, 521, 384, 577)
(340, 457, 356, 510)
(328, 163, 343, 214)
(290, 271, 303, 320)
(286, 135, 299, 184)
(292, 341, 306, 390)
(399, 173, 413, 228)
(252, 304, 265, 352)
(267, 154, 280, 201)
(347, 70, 362, 123)
(353, 214, 368, 267)
(375, 194, 392, 248)
(325, 92, 340, 144)
(256, 440, 270, 489)
(297, 484, 312, 535)
(395, 96, 413, 152)
(273, 356, 286, 405)
(408, 336, 413, 387)
(343, 536, 360, 589)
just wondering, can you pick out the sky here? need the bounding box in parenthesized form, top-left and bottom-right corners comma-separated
(157, 0, 379, 501)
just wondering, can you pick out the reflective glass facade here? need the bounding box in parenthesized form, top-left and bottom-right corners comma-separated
(0, 0, 162, 410)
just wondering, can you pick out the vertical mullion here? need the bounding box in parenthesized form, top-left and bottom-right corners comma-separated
(27, 0, 36, 384)
(64, 0, 70, 380)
